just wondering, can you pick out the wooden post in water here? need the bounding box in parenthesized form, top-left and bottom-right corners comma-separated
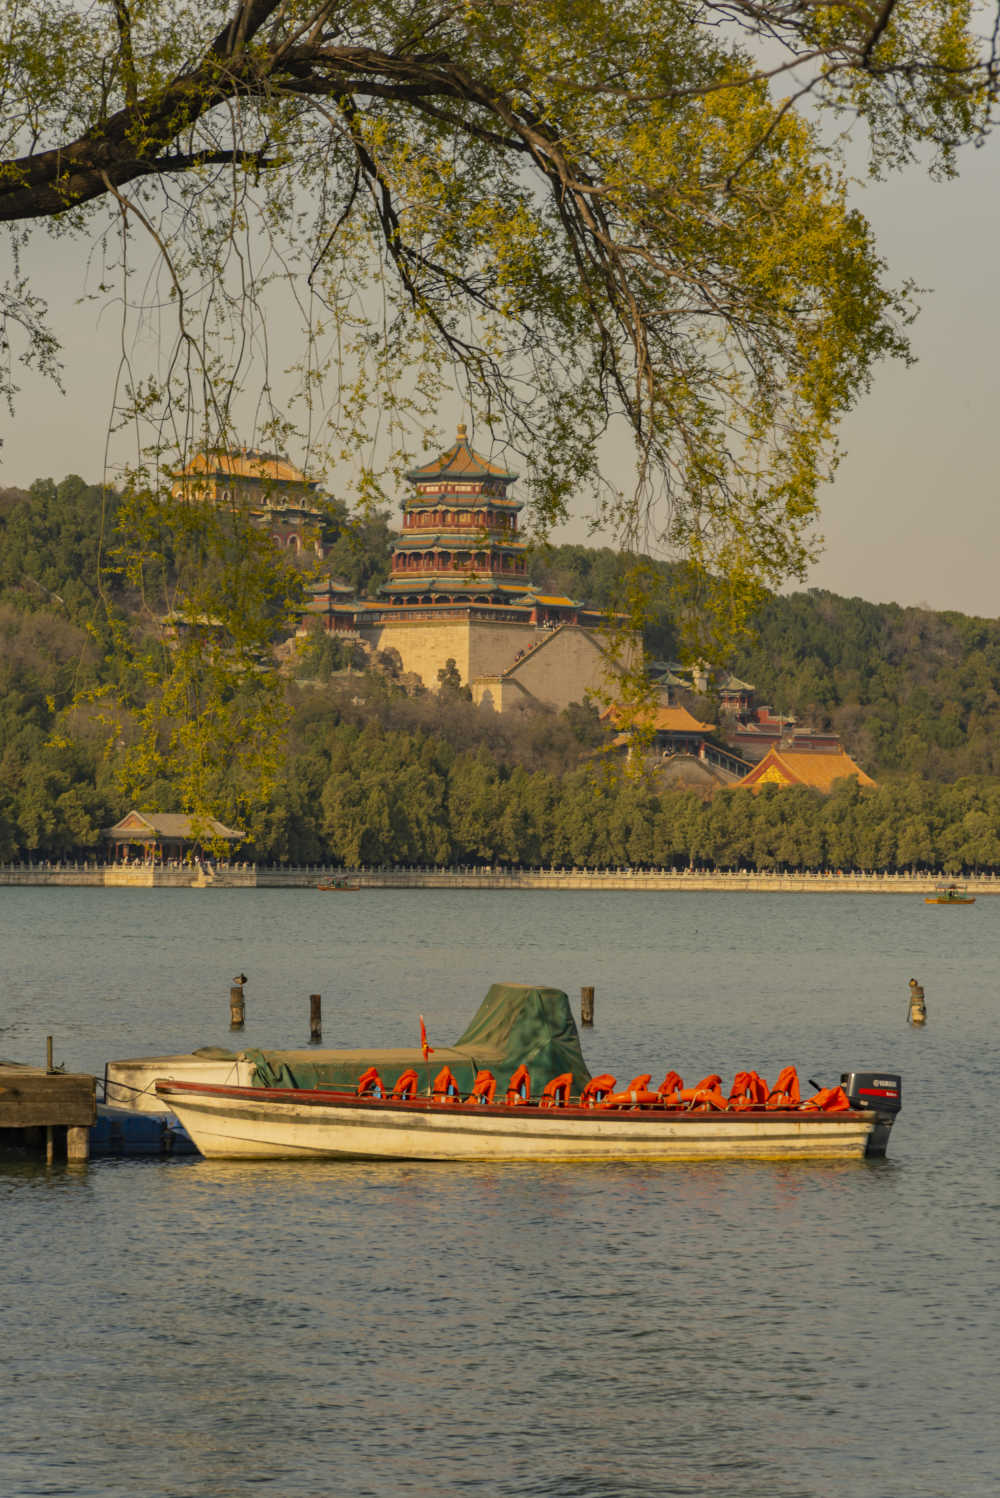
(230, 983, 246, 1029)
(66, 1125, 90, 1163)
(309, 993, 322, 1044)
(580, 986, 595, 1026)
(46, 1035, 55, 1073)
(907, 978, 927, 1026)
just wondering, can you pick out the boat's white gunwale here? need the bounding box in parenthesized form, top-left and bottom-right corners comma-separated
(156, 1081, 885, 1160)
(155, 1079, 873, 1127)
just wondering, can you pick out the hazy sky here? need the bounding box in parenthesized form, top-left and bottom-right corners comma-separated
(2, 132, 998, 619)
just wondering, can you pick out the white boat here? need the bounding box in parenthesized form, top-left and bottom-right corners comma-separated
(155, 1071, 901, 1163)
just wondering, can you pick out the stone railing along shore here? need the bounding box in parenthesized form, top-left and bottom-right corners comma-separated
(1, 862, 997, 894)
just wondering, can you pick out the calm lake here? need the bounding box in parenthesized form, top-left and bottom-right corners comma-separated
(1, 888, 996, 1498)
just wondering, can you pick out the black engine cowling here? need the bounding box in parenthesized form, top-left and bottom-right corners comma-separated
(840, 1072, 902, 1115)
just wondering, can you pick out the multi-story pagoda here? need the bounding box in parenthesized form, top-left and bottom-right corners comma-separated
(382, 424, 528, 604)
(306, 423, 635, 710)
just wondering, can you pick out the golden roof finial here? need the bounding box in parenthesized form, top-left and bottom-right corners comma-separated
(457, 422, 467, 439)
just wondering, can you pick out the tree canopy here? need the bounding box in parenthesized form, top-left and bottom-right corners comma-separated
(3, 1, 997, 814)
(3, 2, 996, 619)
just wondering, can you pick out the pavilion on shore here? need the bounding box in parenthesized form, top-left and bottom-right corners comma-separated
(103, 811, 244, 863)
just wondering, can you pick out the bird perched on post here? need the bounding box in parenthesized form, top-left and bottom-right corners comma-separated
(907, 978, 926, 1025)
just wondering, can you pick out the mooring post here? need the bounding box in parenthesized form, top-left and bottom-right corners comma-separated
(66, 1125, 90, 1163)
(46, 1035, 55, 1073)
(230, 982, 246, 1029)
(309, 993, 322, 1044)
(581, 986, 595, 1026)
(907, 978, 927, 1026)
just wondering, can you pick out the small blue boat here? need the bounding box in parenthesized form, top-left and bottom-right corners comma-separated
(90, 1104, 198, 1157)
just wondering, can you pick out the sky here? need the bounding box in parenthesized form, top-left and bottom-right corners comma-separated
(2, 131, 999, 620)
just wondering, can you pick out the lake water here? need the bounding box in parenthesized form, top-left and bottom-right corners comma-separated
(1, 888, 997, 1498)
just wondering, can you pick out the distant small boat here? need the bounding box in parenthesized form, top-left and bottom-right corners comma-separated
(924, 883, 975, 905)
(316, 877, 360, 891)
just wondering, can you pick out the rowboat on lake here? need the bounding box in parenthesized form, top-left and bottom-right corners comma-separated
(924, 883, 975, 905)
(316, 877, 360, 891)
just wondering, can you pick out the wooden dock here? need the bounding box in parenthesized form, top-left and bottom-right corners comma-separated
(0, 1062, 96, 1162)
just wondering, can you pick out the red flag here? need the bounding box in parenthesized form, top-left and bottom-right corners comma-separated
(419, 1015, 434, 1063)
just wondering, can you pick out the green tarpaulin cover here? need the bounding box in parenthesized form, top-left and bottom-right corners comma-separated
(242, 983, 593, 1099)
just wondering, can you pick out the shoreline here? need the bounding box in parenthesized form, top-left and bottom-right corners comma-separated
(1, 864, 996, 895)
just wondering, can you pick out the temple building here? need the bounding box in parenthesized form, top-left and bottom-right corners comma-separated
(601, 701, 753, 787)
(171, 448, 327, 556)
(312, 425, 632, 712)
(737, 747, 876, 793)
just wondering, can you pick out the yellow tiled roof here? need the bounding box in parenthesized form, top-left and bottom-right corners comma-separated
(740, 749, 876, 792)
(602, 704, 716, 734)
(176, 449, 314, 486)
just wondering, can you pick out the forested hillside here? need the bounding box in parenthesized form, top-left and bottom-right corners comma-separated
(532, 544, 1000, 781)
(732, 592, 1000, 780)
(4, 475, 1000, 870)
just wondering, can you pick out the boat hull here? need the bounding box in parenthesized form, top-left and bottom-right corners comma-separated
(155, 1082, 887, 1163)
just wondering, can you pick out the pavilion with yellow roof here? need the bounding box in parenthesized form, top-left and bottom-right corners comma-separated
(737, 746, 876, 793)
(314, 424, 634, 711)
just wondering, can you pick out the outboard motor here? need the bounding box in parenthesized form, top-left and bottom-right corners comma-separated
(840, 1072, 902, 1157)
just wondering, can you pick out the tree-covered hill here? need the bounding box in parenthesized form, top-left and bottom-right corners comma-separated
(730, 592, 1000, 781)
(5, 474, 1000, 869)
(530, 542, 1000, 783)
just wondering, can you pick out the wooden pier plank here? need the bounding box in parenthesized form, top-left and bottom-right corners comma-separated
(0, 1065, 96, 1129)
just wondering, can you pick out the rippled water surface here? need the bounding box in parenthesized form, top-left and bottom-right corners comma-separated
(2, 888, 997, 1497)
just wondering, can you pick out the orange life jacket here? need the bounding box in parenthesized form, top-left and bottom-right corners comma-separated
(539, 1073, 573, 1108)
(505, 1064, 531, 1105)
(657, 1070, 684, 1099)
(390, 1068, 418, 1101)
(801, 1084, 851, 1112)
(470, 1069, 497, 1104)
(766, 1065, 802, 1109)
(356, 1065, 385, 1098)
(431, 1065, 461, 1102)
(728, 1070, 768, 1109)
(580, 1073, 617, 1106)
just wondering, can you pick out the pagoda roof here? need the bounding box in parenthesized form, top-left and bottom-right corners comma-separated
(382, 575, 510, 593)
(648, 667, 688, 688)
(737, 748, 876, 793)
(406, 424, 517, 483)
(601, 704, 716, 734)
(393, 534, 526, 549)
(404, 497, 520, 515)
(174, 448, 316, 487)
(307, 576, 354, 597)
